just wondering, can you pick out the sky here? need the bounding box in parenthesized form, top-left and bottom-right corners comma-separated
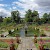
(0, 0, 50, 18)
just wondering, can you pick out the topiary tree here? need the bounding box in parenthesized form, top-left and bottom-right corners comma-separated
(8, 30, 12, 34)
(34, 37, 37, 43)
(16, 37, 21, 44)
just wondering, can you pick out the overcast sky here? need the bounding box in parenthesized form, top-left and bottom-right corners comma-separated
(0, 0, 50, 18)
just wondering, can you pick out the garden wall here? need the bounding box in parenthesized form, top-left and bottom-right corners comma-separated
(0, 37, 16, 44)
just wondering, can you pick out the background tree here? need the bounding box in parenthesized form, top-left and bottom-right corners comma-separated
(43, 13, 48, 23)
(0, 16, 3, 23)
(25, 9, 32, 23)
(3, 17, 12, 24)
(11, 10, 20, 23)
(43, 13, 48, 18)
(47, 13, 50, 23)
(31, 10, 39, 23)
(25, 9, 39, 24)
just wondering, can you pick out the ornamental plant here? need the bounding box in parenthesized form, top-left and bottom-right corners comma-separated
(34, 37, 37, 43)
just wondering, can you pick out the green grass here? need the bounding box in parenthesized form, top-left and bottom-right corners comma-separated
(0, 41, 19, 49)
(35, 43, 39, 49)
(44, 43, 50, 48)
(15, 43, 18, 49)
(0, 30, 5, 34)
(0, 41, 9, 48)
(26, 25, 40, 37)
(8, 29, 20, 37)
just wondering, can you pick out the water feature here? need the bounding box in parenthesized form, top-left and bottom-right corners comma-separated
(20, 24, 28, 37)
(20, 28, 25, 37)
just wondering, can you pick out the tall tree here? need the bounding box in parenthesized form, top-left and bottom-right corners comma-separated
(43, 13, 48, 23)
(25, 9, 32, 22)
(32, 10, 39, 17)
(43, 13, 48, 18)
(11, 10, 20, 23)
(25, 9, 39, 23)
(32, 10, 39, 22)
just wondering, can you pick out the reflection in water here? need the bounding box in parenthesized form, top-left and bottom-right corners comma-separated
(20, 24, 28, 37)
(20, 28, 25, 37)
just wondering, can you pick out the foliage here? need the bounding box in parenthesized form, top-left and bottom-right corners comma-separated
(34, 37, 37, 43)
(8, 30, 12, 34)
(8, 28, 20, 37)
(25, 9, 39, 23)
(40, 34, 46, 37)
(11, 10, 20, 23)
(0, 41, 9, 48)
(0, 16, 3, 23)
(3, 17, 11, 24)
(44, 43, 50, 48)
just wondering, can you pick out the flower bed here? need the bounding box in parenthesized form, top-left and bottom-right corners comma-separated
(35, 38, 50, 50)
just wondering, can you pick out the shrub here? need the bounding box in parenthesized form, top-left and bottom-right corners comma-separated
(34, 37, 37, 43)
(34, 34, 37, 37)
(40, 34, 46, 37)
(25, 30, 27, 34)
(8, 30, 12, 34)
(1, 34, 4, 37)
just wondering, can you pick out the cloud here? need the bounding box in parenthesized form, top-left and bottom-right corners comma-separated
(34, 0, 50, 7)
(0, 4, 8, 7)
(12, 0, 39, 18)
(13, 0, 39, 10)
(0, 0, 3, 1)
(12, 0, 50, 18)
(12, 6, 16, 9)
(0, 0, 50, 18)
(0, 4, 11, 17)
(0, 4, 5, 6)
(34, 0, 50, 16)
(0, 8, 11, 17)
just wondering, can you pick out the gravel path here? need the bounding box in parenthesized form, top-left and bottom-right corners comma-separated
(44, 31, 50, 37)
(17, 37, 37, 50)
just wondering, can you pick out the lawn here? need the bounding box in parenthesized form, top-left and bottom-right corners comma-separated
(8, 29, 20, 37)
(0, 41, 9, 48)
(25, 25, 41, 37)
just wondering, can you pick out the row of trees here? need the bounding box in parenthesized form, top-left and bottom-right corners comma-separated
(0, 10, 21, 25)
(0, 9, 50, 25)
(25, 9, 50, 24)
